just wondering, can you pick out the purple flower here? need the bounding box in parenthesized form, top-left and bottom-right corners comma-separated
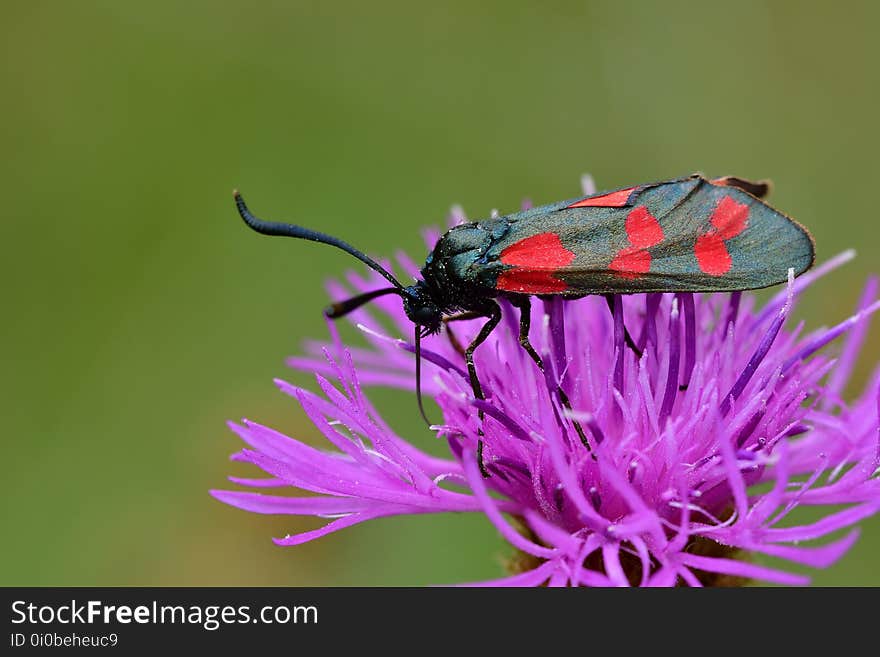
(213, 179, 880, 586)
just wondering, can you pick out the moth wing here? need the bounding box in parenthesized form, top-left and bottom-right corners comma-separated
(480, 176, 813, 295)
(615, 179, 814, 292)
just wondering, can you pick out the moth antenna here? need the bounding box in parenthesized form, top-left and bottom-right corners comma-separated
(324, 287, 403, 319)
(234, 190, 405, 290)
(414, 326, 433, 428)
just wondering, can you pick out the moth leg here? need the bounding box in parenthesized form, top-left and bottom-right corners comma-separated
(510, 297, 592, 450)
(509, 296, 543, 368)
(512, 296, 544, 367)
(463, 305, 502, 403)
(444, 311, 484, 323)
(442, 311, 484, 358)
(464, 303, 502, 477)
(603, 294, 643, 358)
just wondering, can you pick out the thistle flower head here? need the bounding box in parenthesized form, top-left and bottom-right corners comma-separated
(214, 181, 880, 586)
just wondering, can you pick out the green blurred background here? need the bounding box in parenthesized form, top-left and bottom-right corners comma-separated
(3, 0, 879, 586)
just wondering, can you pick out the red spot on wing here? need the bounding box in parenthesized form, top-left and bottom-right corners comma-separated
(625, 206, 664, 247)
(499, 232, 576, 268)
(566, 186, 636, 208)
(609, 248, 652, 278)
(496, 232, 575, 294)
(496, 270, 569, 293)
(609, 206, 664, 278)
(694, 195, 750, 276)
(710, 195, 749, 239)
(694, 235, 731, 276)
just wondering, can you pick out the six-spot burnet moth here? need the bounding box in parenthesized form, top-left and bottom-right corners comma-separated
(234, 174, 815, 474)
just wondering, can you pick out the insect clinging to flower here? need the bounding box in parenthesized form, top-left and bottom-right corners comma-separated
(219, 175, 880, 586)
(233, 174, 814, 471)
